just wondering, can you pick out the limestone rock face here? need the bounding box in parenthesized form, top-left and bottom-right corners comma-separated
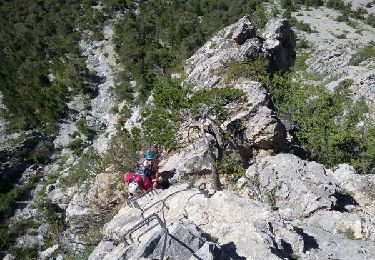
(158, 139, 213, 177)
(64, 171, 124, 234)
(262, 19, 296, 72)
(305, 211, 375, 242)
(246, 154, 338, 220)
(91, 183, 375, 260)
(296, 225, 375, 260)
(306, 44, 375, 104)
(96, 185, 303, 260)
(329, 164, 375, 214)
(185, 17, 295, 88)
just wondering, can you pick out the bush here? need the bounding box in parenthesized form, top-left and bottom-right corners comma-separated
(349, 43, 375, 65)
(67, 138, 85, 156)
(76, 118, 95, 141)
(225, 56, 269, 84)
(269, 69, 375, 173)
(293, 20, 313, 32)
(31, 140, 54, 165)
(0, 225, 10, 252)
(367, 14, 375, 28)
(141, 76, 246, 150)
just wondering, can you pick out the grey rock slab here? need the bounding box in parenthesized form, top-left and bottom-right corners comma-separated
(297, 225, 375, 260)
(246, 154, 338, 220)
(100, 184, 298, 259)
(305, 210, 375, 242)
(158, 138, 213, 178)
(88, 241, 116, 260)
(329, 164, 375, 214)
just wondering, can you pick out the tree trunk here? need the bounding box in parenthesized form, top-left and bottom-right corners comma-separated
(199, 123, 222, 191)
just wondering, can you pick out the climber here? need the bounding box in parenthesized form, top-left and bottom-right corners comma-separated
(124, 150, 172, 194)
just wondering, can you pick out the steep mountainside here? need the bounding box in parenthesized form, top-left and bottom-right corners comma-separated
(1, 1, 375, 259)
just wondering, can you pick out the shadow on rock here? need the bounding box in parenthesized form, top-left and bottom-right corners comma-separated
(221, 242, 246, 260)
(294, 227, 319, 253)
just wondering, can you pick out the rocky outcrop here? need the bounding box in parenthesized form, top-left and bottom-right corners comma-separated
(329, 164, 375, 214)
(64, 171, 124, 234)
(185, 17, 295, 88)
(262, 19, 296, 72)
(246, 154, 338, 220)
(93, 185, 300, 259)
(91, 181, 375, 260)
(159, 18, 292, 176)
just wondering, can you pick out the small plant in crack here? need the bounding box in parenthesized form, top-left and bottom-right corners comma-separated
(343, 227, 356, 240)
(263, 185, 279, 210)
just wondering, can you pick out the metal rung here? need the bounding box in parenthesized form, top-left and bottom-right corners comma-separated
(127, 189, 159, 208)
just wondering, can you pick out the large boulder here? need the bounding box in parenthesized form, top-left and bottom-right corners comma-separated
(328, 164, 375, 214)
(246, 154, 338, 220)
(185, 17, 295, 88)
(261, 19, 296, 72)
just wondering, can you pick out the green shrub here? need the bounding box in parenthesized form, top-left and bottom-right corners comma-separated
(290, 19, 313, 33)
(0, 174, 41, 221)
(142, 76, 246, 150)
(296, 37, 311, 49)
(343, 227, 356, 240)
(67, 138, 85, 156)
(10, 246, 38, 260)
(366, 14, 375, 28)
(76, 118, 95, 141)
(43, 200, 64, 233)
(31, 140, 54, 165)
(216, 152, 246, 185)
(225, 56, 269, 84)
(349, 43, 375, 65)
(103, 130, 143, 172)
(0, 225, 10, 252)
(269, 70, 375, 173)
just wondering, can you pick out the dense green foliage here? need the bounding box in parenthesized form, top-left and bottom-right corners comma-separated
(31, 140, 54, 165)
(349, 42, 375, 66)
(0, 0, 104, 133)
(326, 0, 368, 21)
(269, 69, 375, 173)
(113, 0, 270, 103)
(0, 173, 42, 222)
(142, 77, 246, 150)
(225, 56, 269, 84)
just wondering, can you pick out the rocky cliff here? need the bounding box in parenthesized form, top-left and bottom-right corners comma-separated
(2, 2, 375, 260)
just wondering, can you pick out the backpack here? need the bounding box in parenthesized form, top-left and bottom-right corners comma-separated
(123, 171, 153, 190)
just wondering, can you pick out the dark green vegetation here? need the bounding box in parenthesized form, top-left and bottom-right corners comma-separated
(113, 0, 270, 103)
(282, 0, 374, 28)
(269, 62, 375, 174)
(0, 0, 104, 134)
(0, 173, 42, 222)
(142, 77, 246, 150)
(325, 0, 375, 28)
(349, 42, 375, 66)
